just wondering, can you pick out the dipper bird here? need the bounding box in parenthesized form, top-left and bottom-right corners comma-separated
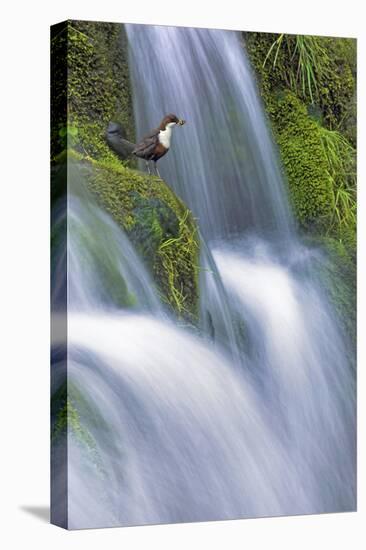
(132, 114, 186, 177)
(106, 114, 186, 178)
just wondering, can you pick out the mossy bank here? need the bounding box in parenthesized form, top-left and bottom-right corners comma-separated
(243, 32, 356, 238)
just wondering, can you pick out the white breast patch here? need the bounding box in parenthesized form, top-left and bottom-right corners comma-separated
(158, 126, 172, 149)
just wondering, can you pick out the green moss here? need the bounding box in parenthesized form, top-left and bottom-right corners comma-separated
(51, 384, 95, 451)
(51, 20, 135, 162)
(156, 210, 199, 316)
(51, 23, 68, 159)
(52, 398, 95, 448)
(309, 235, 356, 346)
(317, 125, 356, 237)
(51, 381, 112, 478)
(51, 20, 200, 320)
(68, 207, 138, 309)
(317, 37, 356, 145)
(244, 32, 356, 333)
(243, 32, 285, 115)
(244, 35, 335, 231)
(272, 92, 335, 230)
(74, 154, 199, 321)
(244, 33, 356, 141)
(244, 32, 356, 244)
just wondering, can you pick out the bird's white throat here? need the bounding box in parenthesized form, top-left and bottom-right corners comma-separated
(158, 122, 176, 149)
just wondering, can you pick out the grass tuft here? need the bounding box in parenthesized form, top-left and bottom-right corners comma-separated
(263, 34, 329, 104)
(318, 125, 356, 232)
(157, 210, 199, 316)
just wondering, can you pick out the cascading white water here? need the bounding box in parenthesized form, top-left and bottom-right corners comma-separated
(67, 195, 162, 313)
(125, 24, 298, 358)
(53, 25, 356, 528)
(213, 241, 355, 511)
(126, 25, 293, 241)
(66, 313, 300, 527)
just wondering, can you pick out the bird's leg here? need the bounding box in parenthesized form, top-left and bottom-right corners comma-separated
(155, 163, 161, 179)
(145, 161, 151, 175)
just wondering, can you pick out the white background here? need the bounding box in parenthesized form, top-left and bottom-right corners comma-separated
(0, 0, 364, 547)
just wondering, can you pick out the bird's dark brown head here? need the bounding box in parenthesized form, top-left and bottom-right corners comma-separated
(159, 113, 186, 130)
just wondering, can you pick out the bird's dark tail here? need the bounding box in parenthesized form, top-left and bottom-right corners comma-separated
(106, 122, 136, 160)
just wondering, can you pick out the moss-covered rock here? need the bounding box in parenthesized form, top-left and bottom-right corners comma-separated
(317, 37, 356, 146)
(69, 21, 134, 159)
(52, 20, 135, 162)
(243, 31, 356, 242)
(272, 92, 334, 230)
(51, 21, 200, 320)
(52, 380, 110, 479)
(308, 235, 356, 347)
(76, 155, 199, 320)
(243, 32, 356, 142)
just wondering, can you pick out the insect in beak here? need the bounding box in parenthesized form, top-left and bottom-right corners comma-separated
(178, 119, 186, 126)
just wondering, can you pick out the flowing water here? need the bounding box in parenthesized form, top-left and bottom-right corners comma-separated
(126, 25, 293, 241)
(52, 25, 356, 528)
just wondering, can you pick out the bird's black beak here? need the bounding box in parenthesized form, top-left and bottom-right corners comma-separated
(178, 119, 186, 126)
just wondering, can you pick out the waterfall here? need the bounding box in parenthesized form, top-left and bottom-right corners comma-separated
(126, 25, 293, 241)
(67, 194, 162, 314)
(52, 25, 356, 528)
